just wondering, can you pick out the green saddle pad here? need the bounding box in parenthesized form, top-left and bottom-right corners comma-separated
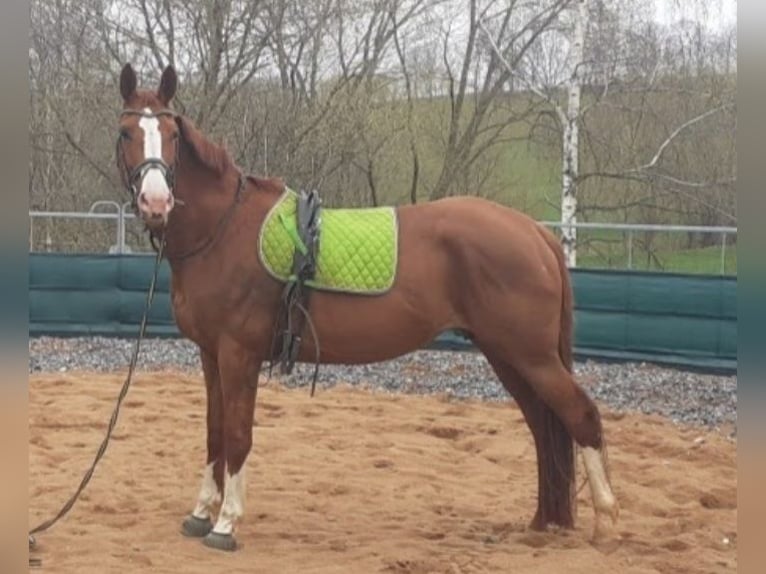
(258, 189, 398, 295)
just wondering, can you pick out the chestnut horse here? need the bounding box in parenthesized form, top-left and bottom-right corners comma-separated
(116, 64, 618, 552)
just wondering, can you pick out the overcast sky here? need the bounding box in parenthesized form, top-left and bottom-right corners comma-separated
(654, 0, 737, 31)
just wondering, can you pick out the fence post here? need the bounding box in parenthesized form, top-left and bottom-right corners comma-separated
(122, 202, 134, 254)
(720, 233, 727, 275)
(627, 229, 633, 270)
(88, 201, 121, 253)
(118, 206, 126, 254)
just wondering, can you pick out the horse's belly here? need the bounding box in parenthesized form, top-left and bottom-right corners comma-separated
(295, 293, 448, 365)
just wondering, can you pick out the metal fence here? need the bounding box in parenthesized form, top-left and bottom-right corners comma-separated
(29, 203, 738, 275)
(541, 221, 737, 275)
(30, 202, 148, 255)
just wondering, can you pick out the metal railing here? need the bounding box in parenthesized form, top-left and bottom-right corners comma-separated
(30, 202, 138, 254)
(541, 221, 737, 274)
(29, 204, 737, 274)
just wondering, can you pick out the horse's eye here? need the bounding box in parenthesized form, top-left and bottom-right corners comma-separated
(171, 131, 179, 140)
(120, 129, 131, 141)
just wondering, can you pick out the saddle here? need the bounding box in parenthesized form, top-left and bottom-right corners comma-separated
(263, 187, 399, 395)
(270, 189, 322, 394)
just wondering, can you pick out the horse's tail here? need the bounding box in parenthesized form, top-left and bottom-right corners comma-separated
(552, 234, 574, 373)
(529, 225, 578, 529)
(535, 224, 574, 372)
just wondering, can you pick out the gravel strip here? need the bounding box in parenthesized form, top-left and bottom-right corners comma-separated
(30, 336, 736, 433)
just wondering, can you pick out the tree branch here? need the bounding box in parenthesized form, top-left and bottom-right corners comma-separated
(477, 17, 567, 125)
(628, 104, 733, 173)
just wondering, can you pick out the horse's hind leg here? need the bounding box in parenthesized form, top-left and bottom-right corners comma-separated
(483, 352, 576, 530)
(516, 356, 619, 538)
(182, 348, 224, 538)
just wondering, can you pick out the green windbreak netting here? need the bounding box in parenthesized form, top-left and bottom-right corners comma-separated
(29, 254, 176, 337)
(570, 270, 736, 369)
(29, 255, 736, 371)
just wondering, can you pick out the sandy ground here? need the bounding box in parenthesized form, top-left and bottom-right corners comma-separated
(29, 372, 737, 573)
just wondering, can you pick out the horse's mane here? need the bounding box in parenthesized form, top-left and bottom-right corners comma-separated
(176, 113, 285, 194)
(176, 115, 234, 175)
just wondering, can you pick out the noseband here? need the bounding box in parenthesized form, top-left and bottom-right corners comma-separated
(116, 108, 179, 206)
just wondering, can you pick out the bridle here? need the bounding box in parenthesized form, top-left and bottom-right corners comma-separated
(116, 108, 179, 209)
(115, 106, 247, 262)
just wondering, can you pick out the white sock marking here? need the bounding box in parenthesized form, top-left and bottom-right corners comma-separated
(212, 468, 246, 535)
(582, 446, 618, 521)
(192, 462, 221, 520)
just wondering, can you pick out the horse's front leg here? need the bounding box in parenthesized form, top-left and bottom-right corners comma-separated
(202, 340, 261, 552)
(181, 348, 225, 538)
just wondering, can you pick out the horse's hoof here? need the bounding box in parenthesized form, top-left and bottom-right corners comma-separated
(181, 515, 213, 538)
(203, 531, 237, 552)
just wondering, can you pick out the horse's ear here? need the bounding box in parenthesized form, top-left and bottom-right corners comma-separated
(158, 65, 178, 105)
(120, 64, 137, 102)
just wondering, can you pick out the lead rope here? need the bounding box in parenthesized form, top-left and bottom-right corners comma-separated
(29, 242, 165, 568)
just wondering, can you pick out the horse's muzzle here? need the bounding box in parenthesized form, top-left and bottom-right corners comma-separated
(138, 190, 174, 226)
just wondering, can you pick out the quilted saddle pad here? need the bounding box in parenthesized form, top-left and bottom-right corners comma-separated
(258, 188, 398, 295)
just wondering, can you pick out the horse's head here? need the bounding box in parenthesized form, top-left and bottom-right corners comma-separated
(116, 63, 180, 229)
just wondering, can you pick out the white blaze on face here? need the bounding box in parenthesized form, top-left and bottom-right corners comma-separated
(212, 469, 246, 535)
(137, 107, 172, 207)
(192, 462, 221, 520)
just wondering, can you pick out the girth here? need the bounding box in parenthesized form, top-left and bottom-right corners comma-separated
(270, 189, 322, 394)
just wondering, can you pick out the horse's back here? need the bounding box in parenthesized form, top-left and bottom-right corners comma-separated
(396, 195, 560, 279)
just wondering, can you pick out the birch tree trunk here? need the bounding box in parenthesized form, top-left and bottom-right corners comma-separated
(561, 0, 587, 267)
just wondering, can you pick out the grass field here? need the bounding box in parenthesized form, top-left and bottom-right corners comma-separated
(569, 230, 737, 275)
(577, 243, 737, 275)
(341, 90, 736, 276)
(387, 135, 737, 275)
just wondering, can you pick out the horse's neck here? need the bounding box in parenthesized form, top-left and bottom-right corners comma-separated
(163, 162, 239, 262)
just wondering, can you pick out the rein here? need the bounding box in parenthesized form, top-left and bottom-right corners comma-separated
(29, 243, 165, 566)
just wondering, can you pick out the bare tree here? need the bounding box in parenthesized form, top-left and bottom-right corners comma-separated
(481, 0, 736, 265)
(426, 0, 571, 201)
(29, 0, 736, 259)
